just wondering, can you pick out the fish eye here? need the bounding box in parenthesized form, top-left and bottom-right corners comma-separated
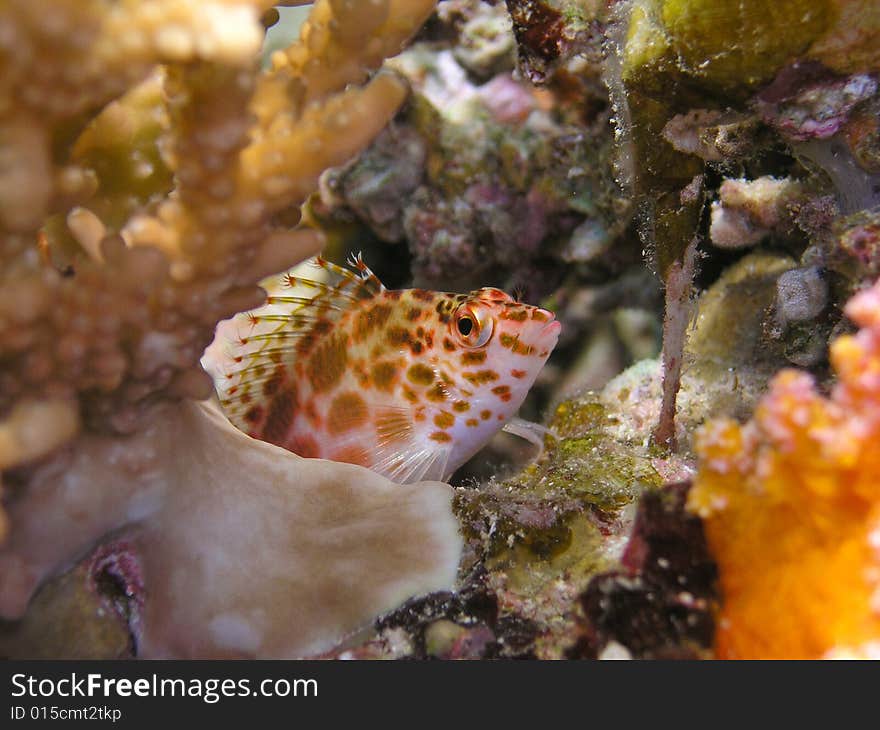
(453, 306, 493, 348)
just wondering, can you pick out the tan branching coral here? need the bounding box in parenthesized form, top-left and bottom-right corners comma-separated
(0, 0, 428, 453)
(1, 1, 461, 658)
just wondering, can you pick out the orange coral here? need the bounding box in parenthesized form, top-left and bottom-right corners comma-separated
(688, 278, 880, 659)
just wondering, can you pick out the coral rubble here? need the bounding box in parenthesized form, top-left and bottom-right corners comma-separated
(689, 280, 880, 659)
(317, 0, 630, 300)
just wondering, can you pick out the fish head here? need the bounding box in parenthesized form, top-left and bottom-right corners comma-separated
(421, 286, 560, 470)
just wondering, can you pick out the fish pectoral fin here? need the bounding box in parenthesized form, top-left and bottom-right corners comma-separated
(502, 416, 556, 457)
(373, 406, 451, 484)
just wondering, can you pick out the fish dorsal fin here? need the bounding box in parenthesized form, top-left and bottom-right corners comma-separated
(371, 405, 452, 484)
(217, 255, 384, 426)
(299, 252, 386, 300)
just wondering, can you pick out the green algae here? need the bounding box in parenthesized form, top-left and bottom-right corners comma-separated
(453, 388, 668, 648)
(623, 0, 835, 99)
(0, 563, 132, 660)
(662, 0, 833, 91)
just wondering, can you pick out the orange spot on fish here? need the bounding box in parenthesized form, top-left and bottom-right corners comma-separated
(403, 387, 419, 403)
(371, 360, 399, 391)
(263, 365, 286, 396)
(331, 445, 371, 467)
(262, 386, 297, 445)
(430, 431, 452, 443)
(512, 340, 533, 356)
(354, 303, 392, 342)
(426, 383, 448, 402)
(386, 326, 411, 348)
(453, 400, 470, 413)
(464, 370, 499, 385)
(289, 434, 319, 458)
(461, 350, 487, 365)
(511, 369, 527, 379)
(304, 398, 321, 428)
(306, 331, 348, 392)
(434, 411, 455, 429)
(480, 410, 492, 420)
(501, 309, 528, 321)
(466, 418, 479, 428)
(407, 363, 435, 386)
(327, 392, 368, 434)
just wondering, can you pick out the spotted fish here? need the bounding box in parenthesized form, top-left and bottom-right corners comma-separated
(214, 255, 561, 483)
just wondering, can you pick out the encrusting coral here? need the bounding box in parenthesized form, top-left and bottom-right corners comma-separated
(0, 0, 465, 658)
(688, 278, 880, 659)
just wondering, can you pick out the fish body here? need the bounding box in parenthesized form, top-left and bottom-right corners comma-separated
(216, 256, 560, 483)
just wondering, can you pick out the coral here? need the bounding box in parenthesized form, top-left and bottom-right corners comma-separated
(343, 385, 680, 660)
(768, 266, 830, 367)
(844, 100, 880, 173)
(0, 561, 133, 660)
(0, 401, 460, 658)
(6, 0, 880, 663)
(819, 208, 880, 297)
(454, 1, 517, 79)
(0, 0, 464, 658)
(709, 176, 808, 249)
(662, 109, 760, 163)
(688, 279, 880, 659)
(1, 0, 439, 441)
(605, 0, 880, 448)
(754, 65, 877, 143)
(573, 483, 718, 659)
(318, 0, 627, 299)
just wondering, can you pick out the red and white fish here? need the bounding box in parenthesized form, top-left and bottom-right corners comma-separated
(212, 255, 560, 483)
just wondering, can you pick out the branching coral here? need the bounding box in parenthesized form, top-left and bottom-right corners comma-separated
(688, 279, 880, 659)
(1, 0, 462, 658)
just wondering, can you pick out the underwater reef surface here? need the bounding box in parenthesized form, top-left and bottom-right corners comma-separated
(1, 0, 880, 659)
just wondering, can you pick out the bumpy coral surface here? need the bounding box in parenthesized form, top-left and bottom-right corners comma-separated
(689, 279, 880, 659)
(1, 0, 466, 659)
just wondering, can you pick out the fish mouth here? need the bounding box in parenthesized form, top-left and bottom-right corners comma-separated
(534, 312, 561, 350)
(538, 309, 560, 336)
